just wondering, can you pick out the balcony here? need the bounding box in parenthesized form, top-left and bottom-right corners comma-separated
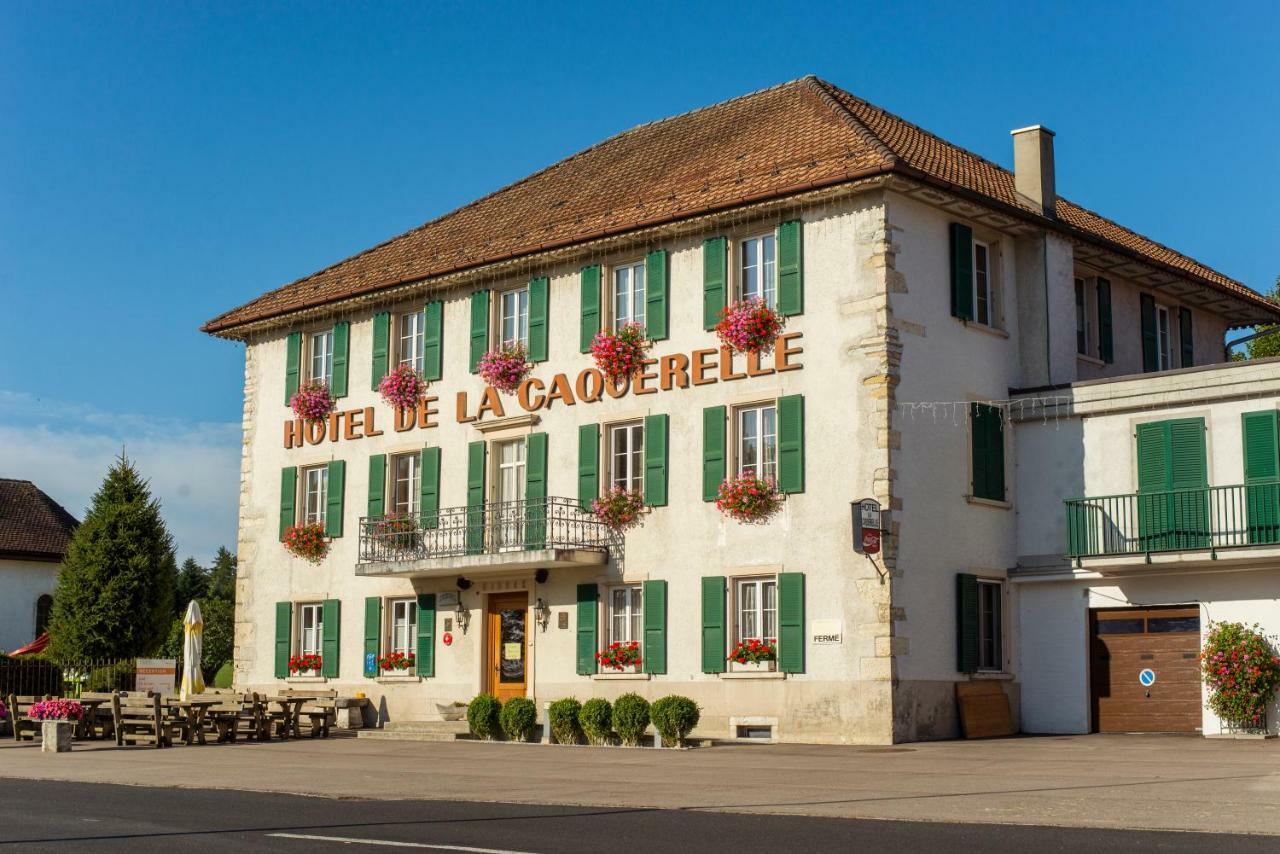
(355, 497, 622, 578)
(1065, 483, 1280, 561)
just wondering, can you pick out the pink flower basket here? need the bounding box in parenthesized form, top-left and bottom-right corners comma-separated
(28, 699, 84, 721)
(590, 323, 650, 386)
(715, 475, 783, 524)
(715, 299, 785, 355)
(590, 488, 646, 532)
(379, 363, 427, 410)
(478, 344, 532, 394)
(290, 380, 336, 424)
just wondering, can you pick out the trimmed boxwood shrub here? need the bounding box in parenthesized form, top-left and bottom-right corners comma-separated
(500, 697, 538, 742)
(466, 693, 502, 740)
(548, 698, 582, 745)
(612, 692, 650, 747)
(651, 695, 701, 746)
(579, 697, 613, 746)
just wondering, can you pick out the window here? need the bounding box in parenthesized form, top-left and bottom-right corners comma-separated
(607, 586, 643, 644)
(977, 580, 1002, 671)
(34, 594, 53, 637)
(1074, 276, 1098, 357)
(500, 287, 529, 350)
(738, 233, 777, 307)
(389, 453, 420, 517)
(494, 438, 526, 549)
(302, 465, 328, 526)
(1156, 304, 1173, 371)
(298, 602, 324, 662)
(972, 240, 992, 327)
(609, 422, 644, 492)
(735, 577, 777, 644)
(736, 404, 777, 481)
(388, 598, 417, 656)
(398, 309, 425, 374)
(612, 261, 646, 330)
(309, 330, 333, 385)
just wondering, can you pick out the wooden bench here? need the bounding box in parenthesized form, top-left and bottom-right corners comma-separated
(6, 694, 47, 742)
(79, 692, 117, 740)
(300, 689, 338, 738)
(200, 689, 267, 742)
(111, 693, 184, 748)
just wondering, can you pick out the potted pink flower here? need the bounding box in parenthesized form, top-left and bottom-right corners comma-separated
(478, 344, 532, 394)
(590, 323, 650, 386)
(715, 475, 783, 524)
(715, 298, 785, 355)
(379, 364, 427, 410)
(283, 523, 329, 564)
(590, 488, 646, 532)
(290, 380, 336, 425)
(29, 699, 84, 753)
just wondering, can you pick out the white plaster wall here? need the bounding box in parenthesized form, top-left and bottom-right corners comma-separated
(0, 558, 58, 653)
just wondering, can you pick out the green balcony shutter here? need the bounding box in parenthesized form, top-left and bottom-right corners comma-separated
(274, 602, 292, 679)
(703, 237, 727, 330)
(702, 405, 727, 502)
(423, 300, 444, 381)
(576, 583, 598, 675)
(643, 413, 668, 507)
(321, 598, 340, 678)
(528, 276, 549, 363)
(956, 573, 979, 674)
(525, 432, 548, 549)
(1179, 307, 1194, 368)
(367, 454, 386, 519)
(1136, 422, 1171, 493)
(1243, 411, 1280, 543)
(280, 466, 297, 540)
(325, 460, 345, 538)
(777, 219, 803, 316)
(777, 394, 805, 494)
(580, 265, 601, 353)
(371, 312, 390, 390)
(416, 593, 436, 677)
(469, 290, 490, 372)
(642, 579, 667, 675)
(1096, 277, 1114, 363)
(645, 250, 669, 340)
(578, 424, 599, 511)
(970, 403, 1005, 501)
(777, 572, 805, 674)
(363, 597, 381, 678)
(1140, 293, 1158, 372)
(949, 223, 974, 321)
(1169, 418, 1209, 548)
(466, 441, 486, 554)
(700, 576, 726, 674)
(419, 446, 441, 528)
(284, 332, 302, 404)
(331, 321, 350, 397)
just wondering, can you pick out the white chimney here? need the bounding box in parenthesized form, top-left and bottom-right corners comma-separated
(1011, 125, 1056, 217)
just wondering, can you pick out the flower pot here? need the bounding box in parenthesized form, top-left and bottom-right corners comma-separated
(731, 660, 777, 673)
(41, 720, 73, 753)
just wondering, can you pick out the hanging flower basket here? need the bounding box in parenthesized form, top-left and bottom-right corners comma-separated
(715, 299, 785, 355)
(590, 488, 646, 532)
(283, 523, 330, 564)
(373, 512, 419, 551)
(597, 641, 642, 672)
(715, 475, 783, 524)
(289, 654, 323, 675)
(379, 363, 428, 410)
(290, 380, 336, 424)
(728, 639, 777, 666)
(28, 699, 84, 721)
(590, 323, 650, 386)
(478, 344, 532, 394)
(378, 652, 416, 673)
(1201, 621, 1280, 732)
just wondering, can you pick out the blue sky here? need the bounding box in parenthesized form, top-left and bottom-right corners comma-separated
(2, 2, 1277, 561)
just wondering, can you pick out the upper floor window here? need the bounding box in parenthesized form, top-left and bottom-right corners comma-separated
(500, 287, 529, 350)
(736, 404, 777, 482)
(398, 309, 426, 374)
(302, 465, 328, 526)
(309, 330, 333, 385)
(390, 453, 420, 517)
(608, 585, 643, 645)
(35, 594, 53, 637)
(1074, 277, 1093, 357)
(972, 240, 993, 327)
(738, 233, 777, 308)
(1156, 303, 1174, 371)
(613, 262, 646, 330)
(609, 422, 644, 492)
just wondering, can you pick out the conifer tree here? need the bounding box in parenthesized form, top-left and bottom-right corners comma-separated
(207, 546, 237, 604)
(174, 557, 209, 616)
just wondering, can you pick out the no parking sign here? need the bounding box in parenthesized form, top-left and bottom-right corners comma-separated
(1138, 668, 1156, 687)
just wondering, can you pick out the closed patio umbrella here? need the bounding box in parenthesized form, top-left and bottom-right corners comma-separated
(180, 601, 205, 700)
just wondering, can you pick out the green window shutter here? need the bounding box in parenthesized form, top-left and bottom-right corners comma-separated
(578, 424, 600, 511)
(580, 265, 601, 353)
(642, 579, 667, 675)
(330, 321, 350, 397)
(956, 574, 979, 674)
(703, 237, 727, 330)
(949, 223, 974, 321)
(279, 466, 297, 541)
(469, 290, 490, 373)
(1096, 277, 1114, 363)
(325, 460, 345, 538)
(777, 572, 805, 674)
(367, 454, 386, 519)
(643, 413, 668, 506)
(525, 432, 548, 549)
(777, 395, 805, 494)
(576, 583, 598, 675)
(419, 446, 441, 529)
(970, 403, 1005, 501)
(466, 441, 486, 554)
(1140, 293, 1158, 372)
(1179, 307, 1194, 368)
(423, 300, 444, 381)
(702, 405, 727, 502)
(363, 597, 381, 678)
(777, 219, 803, 316)
(645, 250, 669, 340)
(1243, 411, 1280, 544)
(274, 602, 292, 679)
(370, 312, 390, 391)
(528, 276, 549, 362)
(1169, 417, 1209, 548)
(700, 576, 726, 674)
(1136, 421, 1171, 493)
(284, 331, 302, 404)
(321, 598, 340, 678)
(416, 593, 436, 677)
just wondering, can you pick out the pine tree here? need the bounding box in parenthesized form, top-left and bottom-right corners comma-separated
(174, 557, 209, 616)
(207, 546, 237, 604)
(47, 454, 177, 661)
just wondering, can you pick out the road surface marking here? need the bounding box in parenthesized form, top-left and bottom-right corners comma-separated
(267, 832, 540, 853)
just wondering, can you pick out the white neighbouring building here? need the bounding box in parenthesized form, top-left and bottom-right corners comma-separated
(205, 77, 1280, 743)
(0, 479, 78, 653)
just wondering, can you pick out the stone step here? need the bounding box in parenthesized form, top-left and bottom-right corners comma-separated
(383, 719, 470, 733)
(357, 728, 472, 743)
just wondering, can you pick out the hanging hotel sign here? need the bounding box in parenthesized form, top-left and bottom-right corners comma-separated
(284, 333, 804, 448)
(852, 498, 883, 556)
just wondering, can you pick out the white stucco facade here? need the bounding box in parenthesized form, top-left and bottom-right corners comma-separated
(0, 558, 58, 654)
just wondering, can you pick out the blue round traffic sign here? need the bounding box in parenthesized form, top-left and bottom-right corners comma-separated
(1138, 668, 1156, 687)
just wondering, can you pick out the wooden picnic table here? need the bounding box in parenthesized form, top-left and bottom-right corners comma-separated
(72, 697, 109, 740)
(262, 695, 314, 739)
(162, 698, 220, 745)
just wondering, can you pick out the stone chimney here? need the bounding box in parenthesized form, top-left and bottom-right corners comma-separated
(1011, 125, 1056, 217)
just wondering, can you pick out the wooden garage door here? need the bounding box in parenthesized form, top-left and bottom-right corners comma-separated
(1090, 607, 1201, 733)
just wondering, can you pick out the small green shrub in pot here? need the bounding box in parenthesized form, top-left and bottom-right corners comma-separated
(611, 692, 651, 747)
(548, 698, 582, 745)
(466, 693, 502, 740)
(578, 698, 613, 746)
(650, 695, 701, 746)
(499, 697, 538, 742)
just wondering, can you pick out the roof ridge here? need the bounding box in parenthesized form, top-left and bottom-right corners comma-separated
(802, 76, 898, 166)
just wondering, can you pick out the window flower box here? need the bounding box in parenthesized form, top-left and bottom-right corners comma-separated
(715, 476, 783, 524)
(379, 364, 427, 410)
(290, 380, 336, 424)
(590, 323, 650, 386)
(283, 523, 329, 564)
(728, 639, 777, 672)
(478, 344, 531, 394)
(597, 641, 642, 672)
(715, 299, 785, 355)
(288, 654, 323, 676)
(377, 651, 416, 673)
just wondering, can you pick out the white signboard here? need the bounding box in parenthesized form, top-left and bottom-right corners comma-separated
(436, 591, 460, 608)
(135, 658, 176, 695)
(811, 620, 843, 645)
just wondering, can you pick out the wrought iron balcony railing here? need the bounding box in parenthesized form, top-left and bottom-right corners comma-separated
(1064, 483, 1280, 559)
(358, 496, 622, 564)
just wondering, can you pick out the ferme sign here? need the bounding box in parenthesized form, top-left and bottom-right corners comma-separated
(284, 332, 804, 449)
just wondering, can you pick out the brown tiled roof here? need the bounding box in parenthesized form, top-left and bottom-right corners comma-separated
(0, 479, 78, 561)
(204, 76, 1278, 334)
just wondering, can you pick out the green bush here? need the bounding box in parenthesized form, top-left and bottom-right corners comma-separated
(499, 697, 538, 742)
(548, 698, 582, 745)
(579, 697, 613, 746)
(612, 692, 650, 747)
(86, 661, 135, 693)
(650, 695, 701, 746)
(212, 660, 234, 689)
(466, 694, 502, 740)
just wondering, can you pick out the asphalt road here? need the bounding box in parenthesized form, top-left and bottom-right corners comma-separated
(0, 779, 1272, 853)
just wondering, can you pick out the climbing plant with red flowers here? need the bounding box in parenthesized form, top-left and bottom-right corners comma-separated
(715, 476, 783, 524)
(1201, 621, 1280, 730)
(283, 523, 329, 564)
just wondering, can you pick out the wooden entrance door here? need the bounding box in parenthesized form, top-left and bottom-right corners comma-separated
(486, 593, 528, 702)
(1090, 606, 1201, 733)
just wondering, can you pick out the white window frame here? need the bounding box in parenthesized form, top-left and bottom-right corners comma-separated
(735, 403, 778, 482)
(388, 598, 417, 657)
(976, 579, 1003, 672)
(611, 261, 646, 330)
(1155, 303, 1173, 371)
(499, 287, 530, 350)
(301, 465, 328, 526)
(308, 329, 334, 386)
(397, 309, 426, 374)
(734, 576, 778, 645)
(736, 232, 777, 308)
(606, 585, 643, 646)
(972, 239, 994, 328)
(608, 422, 644, 492)
(389, 452, 420, 517)
(297, 602, 324, 670)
